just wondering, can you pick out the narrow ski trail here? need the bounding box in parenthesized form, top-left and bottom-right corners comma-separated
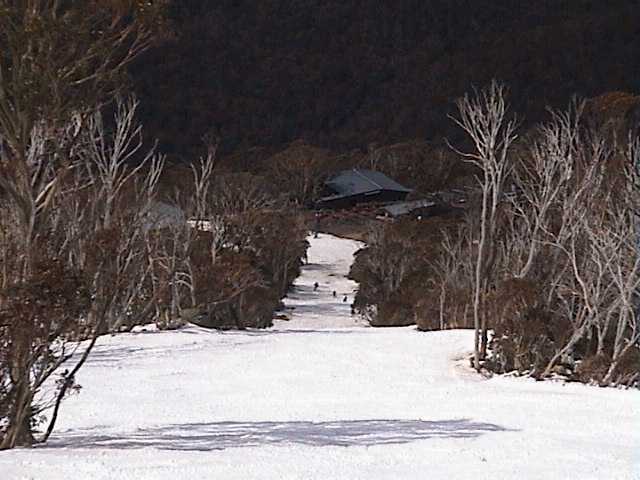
(273, 233, 367, 330)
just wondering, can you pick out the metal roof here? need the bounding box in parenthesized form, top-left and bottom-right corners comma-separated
(324, 169, 412, 197)
(383, 199, 436, 217)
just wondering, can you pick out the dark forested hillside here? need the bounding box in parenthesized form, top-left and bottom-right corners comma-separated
(132, 0, 640, 160)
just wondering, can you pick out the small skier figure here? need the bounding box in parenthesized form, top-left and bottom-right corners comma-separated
(343, 295, 348, 303)
(313, 282, 319, 291)
(332, 290, 337, 298)
(314, 212, 320, 239)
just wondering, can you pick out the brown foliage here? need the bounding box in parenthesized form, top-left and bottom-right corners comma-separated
(575, 354, 611, 384)
(0, 258, 90, 447)
(351, 215, 465, 327)
(183, 178, 308, 330)
(359, 141, 474, 194)
(585, 91, 640, 136)
(265, 141, 338, 206)
(485, 278, 572, 375)
(0, 259, 90, 341)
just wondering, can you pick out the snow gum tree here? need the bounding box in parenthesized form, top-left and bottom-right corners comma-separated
(0, 98, 164, 449)
(439, 86, 639, 384)
(450, 81, 518, 370)
(0, 0, 165, 449)
(497, 106, 640, 382)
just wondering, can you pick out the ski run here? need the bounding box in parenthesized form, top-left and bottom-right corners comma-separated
(2, 234, 639, 479)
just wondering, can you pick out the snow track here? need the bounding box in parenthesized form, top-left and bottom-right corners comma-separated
(273, 233, 366, 330)
(2, 234, 639, 479)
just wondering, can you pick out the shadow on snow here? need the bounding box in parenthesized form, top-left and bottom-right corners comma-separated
(46, 418, 511, 451)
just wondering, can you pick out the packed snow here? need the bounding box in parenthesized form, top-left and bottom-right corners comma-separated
(1, 234, 639, 479)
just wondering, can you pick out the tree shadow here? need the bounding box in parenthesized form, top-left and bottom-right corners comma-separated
(46, 418, 512, 451)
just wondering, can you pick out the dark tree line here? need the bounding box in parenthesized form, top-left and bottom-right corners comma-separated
(131, 0, 640, 162)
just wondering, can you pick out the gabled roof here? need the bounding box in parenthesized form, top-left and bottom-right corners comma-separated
(324, 169, 412, 197)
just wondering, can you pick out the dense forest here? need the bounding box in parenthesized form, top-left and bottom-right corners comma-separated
(132, 0, 640, 161)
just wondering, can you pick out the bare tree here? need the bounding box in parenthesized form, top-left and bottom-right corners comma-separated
(600, 138, 640, 384)
(430, 227, 473, 330)
(442, 86, 640, 383)
(0, 1, 162, 255)
(508, 101, 582, 278)
(535, 129, 615, 376)
(267, 141, 332, 206)
(0, 97, 164, 449)
(146, 146, 217, 328)
(0, 6, 164, 433)
(450, 81, 518, 370)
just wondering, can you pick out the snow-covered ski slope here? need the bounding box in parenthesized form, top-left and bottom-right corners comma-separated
(273, 232, 367, 330)
(2, 234, 639, 479)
